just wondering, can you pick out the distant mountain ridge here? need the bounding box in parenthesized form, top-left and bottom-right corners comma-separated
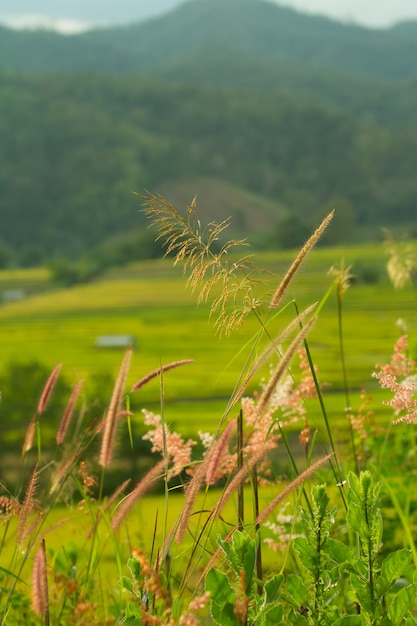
(1, 0, 417, 267)
(2, 0, 417, 79)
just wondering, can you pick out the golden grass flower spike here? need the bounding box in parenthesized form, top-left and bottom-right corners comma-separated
(99, 348, 132, 468)
(142, 192, 265, 334)
(270, 210, 334, 309)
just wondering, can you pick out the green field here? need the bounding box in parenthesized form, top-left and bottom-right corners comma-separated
(0, 242, 415, 444)
(1, 242, 417, 624)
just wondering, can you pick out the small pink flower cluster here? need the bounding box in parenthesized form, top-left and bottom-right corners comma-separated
(373, 335, 417, 424)
(142, 409, 196, 478)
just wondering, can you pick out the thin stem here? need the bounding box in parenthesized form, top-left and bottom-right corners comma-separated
(237, 410, 244, 531)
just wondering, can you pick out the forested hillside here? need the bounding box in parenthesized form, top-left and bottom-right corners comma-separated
(1, 0, 417, 268)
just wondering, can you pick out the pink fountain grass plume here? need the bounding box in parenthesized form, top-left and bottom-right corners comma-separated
(37, 363, 62, 414)
(17, 464, 40, 544)
(99, 348, 132, 468)
(131, 359, 194, 392)
(174, 421, 235, 545)
(32, 540, 49, 621)
(256, 452, 334, 526)
(56, 380, 83, 445)
(111, 459, 166, 532)
(257, 317, 316, 415)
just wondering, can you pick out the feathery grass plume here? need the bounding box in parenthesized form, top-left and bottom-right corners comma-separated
(131, 359, 194, 392)
(32, 539, 49, 623)
(49, 449, 82, 494)
(87, 479, 131, 539)
(37, 363, 62, 414)
(17, 464, 40, 544)
(111, 459, 166, 532)
(228, 302, 317, 411)
(22, 413, 37, 457)
(270, 211, 334, 309)
(384, 229, 417, 289)
(328, 259, 354, 297)
(173, 451, 212, 545)
(256, 452, 334, 526)
(206, 420, 235, 486)
(99, 348, 132, 468)
(142, 192, 266, 334)
(56, 380, 83, 445)
(173, 421, 235, 545)
(212, 446, 267, 521)
(257, 316, 316, 415)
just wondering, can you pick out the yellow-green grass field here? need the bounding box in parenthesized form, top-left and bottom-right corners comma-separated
(0, 243, 415, 442)
(1, 242, 416, 622)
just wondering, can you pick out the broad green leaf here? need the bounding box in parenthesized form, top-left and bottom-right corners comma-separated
(264, 573, 284, 603)
(206, 567, 239, 625)
(380, 549, 411, 595)
(293, 536, 317, 573)
(121, 576, 134, 593)
(217, 534, 240, 574)
(388, 584, 417, 624)
(325, 537, 352, 565)
(206, 568, 235, 605)
(350, 572, 374, 615)
(261, 604, 284, 625)
(127, 557, 141, 580)
(285, 573, 309, 606)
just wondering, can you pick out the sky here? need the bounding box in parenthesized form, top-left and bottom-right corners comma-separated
(0, 0, 417, 33)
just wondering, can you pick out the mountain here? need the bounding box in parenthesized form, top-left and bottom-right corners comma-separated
(1, 0, 417, 269)
(2, 0, 417, 80)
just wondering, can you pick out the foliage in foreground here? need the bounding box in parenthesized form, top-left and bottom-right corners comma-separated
(1, 198, 417, 624)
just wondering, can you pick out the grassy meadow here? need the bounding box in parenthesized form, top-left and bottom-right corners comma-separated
(1, 231, 417, 624)
(0, 242, 414, 434)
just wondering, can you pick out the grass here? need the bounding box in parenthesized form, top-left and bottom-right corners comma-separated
(1, 208, 417, 624)
(0, 244, 413, 432)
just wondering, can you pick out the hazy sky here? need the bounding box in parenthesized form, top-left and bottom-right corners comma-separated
(1, 0, 417, 33)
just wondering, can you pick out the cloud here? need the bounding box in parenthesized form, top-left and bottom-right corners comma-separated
(0, 13, 94, 34)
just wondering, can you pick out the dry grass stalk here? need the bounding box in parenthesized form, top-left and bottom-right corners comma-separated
(111, 459, 166, 532)
(270, 211, 334, 309)
(32, 539, 49, 622)
(17, 464, 40, 544)
(228, 303, 317, 411)
(256, 452, 334, 526)
(37, 363, 62, 414)
(99, 348, 132, 468)
(131, 359, 194, 392)
(256, 317, 316, 415)
(56, 380, 83, 445)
